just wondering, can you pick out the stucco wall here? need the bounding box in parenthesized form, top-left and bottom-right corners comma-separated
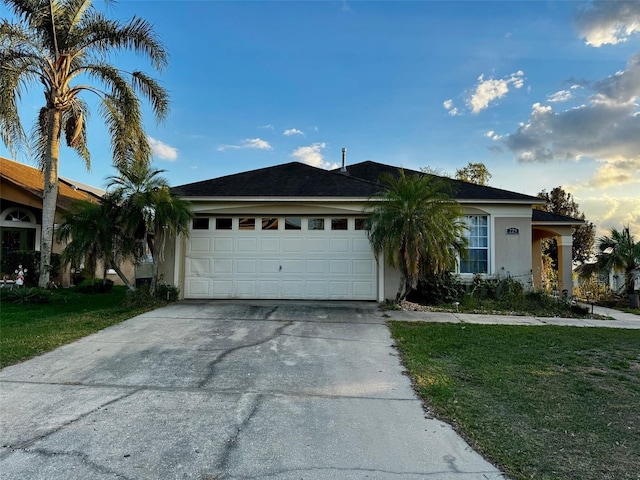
(493, 216, 533, 285)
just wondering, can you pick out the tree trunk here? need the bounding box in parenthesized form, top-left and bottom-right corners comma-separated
(109, 261, 136, 292)
(38, 109, 61, 288)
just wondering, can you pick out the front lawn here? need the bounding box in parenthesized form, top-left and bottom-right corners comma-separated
(0, 286, 153, 368)
(390, 322, 640, 480)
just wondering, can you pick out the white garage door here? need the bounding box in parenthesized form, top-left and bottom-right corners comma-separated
(184, 216, 377, 300)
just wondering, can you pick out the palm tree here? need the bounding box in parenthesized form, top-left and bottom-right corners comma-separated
(1, 0, 169, 287)
(56, 195, 137, 290)
(367, 170, 467, 301)
(108, 162, 192, 295)
(578, 226, 640, 300)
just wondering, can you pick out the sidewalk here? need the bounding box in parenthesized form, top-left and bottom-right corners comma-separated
(388, 304, 640, 329)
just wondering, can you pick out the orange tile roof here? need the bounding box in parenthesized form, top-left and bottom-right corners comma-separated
(0, 156, 100, 211)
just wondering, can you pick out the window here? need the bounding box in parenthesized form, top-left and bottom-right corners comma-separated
(261, 218, 278, 230)
(192, 218, 209, 230)
(331, 218, 348, 230)
(284, 218, 301, 230)
(308, 218, 325, 230)
(460, 215, 489, 274)
(239, 218, 255, 230)
(215, 218, 232, 230)
(355, 218, 368, 230)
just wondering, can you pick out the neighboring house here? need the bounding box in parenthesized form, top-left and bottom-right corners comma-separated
(164, 160, 583, 301)
(0, 156, 134, 286)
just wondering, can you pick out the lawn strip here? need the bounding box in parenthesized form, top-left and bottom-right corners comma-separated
(0, 287, 154, 368)
(389, 322, 640, 480)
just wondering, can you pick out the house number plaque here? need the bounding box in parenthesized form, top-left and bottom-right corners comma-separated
(506, 227, 520, 235)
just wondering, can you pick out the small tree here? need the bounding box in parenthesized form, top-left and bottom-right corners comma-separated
(108, 162, 192, 295)
(56, 196, 136, 290)
(455, 162, 492, 186)
(577, 226, 640, 300)
(367, 170, 467, 301)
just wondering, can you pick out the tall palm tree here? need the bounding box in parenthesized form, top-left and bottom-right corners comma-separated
(0, 0, 169, 287)
(55, 195, 136, 290)
(108, 161, 192, 295)
(578, 226, 640, 297)
(367, 170, 467, 301)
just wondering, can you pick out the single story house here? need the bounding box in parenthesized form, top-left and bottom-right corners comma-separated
(0, 156, 134, 286)
(163, 160, 583, 301)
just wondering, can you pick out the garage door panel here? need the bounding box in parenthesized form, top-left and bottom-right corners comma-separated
(213, 237, 233, 253)
(187, 257, 211, 275)
(353, 281, 375, 297)
(236, 281, 256, 296)
(283, 238, 303, 252)
(329, 281, 350, 296)
(188, 237, 211, 254)
(258, 280, 280, 297)
(306, 238, 327, 253)
(187, 279, 211, 297)
(236, 259, 256, 274)
(260, 238, 279, 252)
(329, 259, 350, 274)
(330, 238, 349, 253)
(212, 280, 233, 296)
(282, 259, 303, 274)
(237, 237, 257, 253)
(282, 280, 304, 296)
(185, 219, 376, 300)
(260, 259, 280, 273)
(213, 258, 232, 274)
(305, 281, 327, 297)
(353, 259, 374, 274)
(306, 259, 326, 274)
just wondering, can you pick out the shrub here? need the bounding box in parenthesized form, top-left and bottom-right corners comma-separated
(0, 251, 61, 286)
(75, 279, 114, 294)
(408, 272, 464, 305)
(0, 287, 52, 304)
(123, 283, 180, 308)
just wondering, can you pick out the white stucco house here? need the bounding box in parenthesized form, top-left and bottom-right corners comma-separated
(161, 160, 582, 301)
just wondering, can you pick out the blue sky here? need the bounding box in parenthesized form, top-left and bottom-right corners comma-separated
(2, 0, 640, 236)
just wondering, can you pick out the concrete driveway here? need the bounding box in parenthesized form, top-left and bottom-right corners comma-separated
(0, 301, 505, 479)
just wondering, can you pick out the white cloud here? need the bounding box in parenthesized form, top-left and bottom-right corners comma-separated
(148, 137, 178, 161)
(468, 71, 525, 114)
(576, 0, 640, 47)
(443, 99, 460, 116)
(576, 194, 640, 238)
(291, 142, 339, 170)
(284, 128, 304, 136)
(259, 124, 274, 130)
(217, 138, 273, 152)
(484, 130, 502, 140)
(547, 90, 573, 103)
(500, 51, 640, 193)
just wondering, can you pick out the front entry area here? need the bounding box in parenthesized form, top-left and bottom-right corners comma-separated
(184, 216, 377, 300)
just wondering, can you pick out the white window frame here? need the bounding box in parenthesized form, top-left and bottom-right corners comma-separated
(459, 215, 490, 275)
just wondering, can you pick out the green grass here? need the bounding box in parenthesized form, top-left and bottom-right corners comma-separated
(389, 322, 640, 480)
(0, 287, 153, 368)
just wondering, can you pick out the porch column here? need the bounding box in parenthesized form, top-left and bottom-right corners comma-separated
(532, 237, 543, 290)
(557, 235, 573, 296)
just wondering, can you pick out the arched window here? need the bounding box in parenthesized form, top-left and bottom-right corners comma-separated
(1, 207, 39, 258)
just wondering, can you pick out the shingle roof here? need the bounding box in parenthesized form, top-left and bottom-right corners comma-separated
(341, 161, 542, 202)
(171, 162, 381, 197)
(532, 209, 585, 224)
(171, 159, 544, 203)
(0, 157, 98, 211)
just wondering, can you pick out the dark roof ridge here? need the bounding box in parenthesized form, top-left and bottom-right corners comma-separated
(342, 160, 542, 202)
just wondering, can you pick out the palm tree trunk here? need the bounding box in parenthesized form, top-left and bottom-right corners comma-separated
(109, 261, 136, 292)
(38, 109, 61, 288)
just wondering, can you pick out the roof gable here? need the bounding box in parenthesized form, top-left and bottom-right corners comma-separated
(171, 162, 381, 197)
